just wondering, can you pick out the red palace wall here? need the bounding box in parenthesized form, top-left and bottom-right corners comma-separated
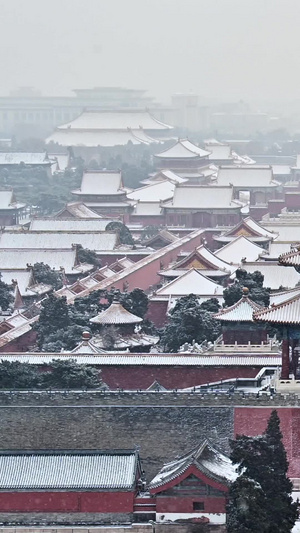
(0, 491, 134, 513)
(234, 407, 300, 478)
(285, 193, 300, 210)
(129, 216, 165, 227)
(0, 329, 37, 353)
(146, 301, 169, 327)
(155, 496, 226, 514)
(97, 253, 151, 266)
(102, 230, 205, 293)
(249, 206, 269, 220)
(100, 366, 261, 390)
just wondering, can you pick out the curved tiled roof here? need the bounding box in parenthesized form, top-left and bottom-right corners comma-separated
(90, 301, 143, 325)
(279, 248, 300, 267)
(215, 236, 266, 264)
(149, 440, 236, 490)
(175, 245, 236, 274)
(0, 451, 138, 490)
(155, 268, 224, 297)
(254, 292, 300, 325)
(214, 217, 276, 243)
(156, 139, 211, 159)
(0, 354, 282, 365)
(214, 294, 261, 322)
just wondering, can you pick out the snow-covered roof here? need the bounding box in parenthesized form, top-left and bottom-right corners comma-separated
(175, 245, 236, 274)
(132, 202, 162, 216)
(49, 153, 69, 172)
(215, 236, 266, 264)
(53, 228, 206, 303)
(223, 217, 276, 239)
(272, 165, 292, 177)
(47, 129, 159, 148)
(155, 269, 224, 296)
(0, 451, 138, 490)
(206, 143, 232, 161)
(29, 218, 114, 232)
(144, 229, 177, 246)
(54, 109, 173, 131)
(0, 190, 25, 210)
(90, 301, 143, 325)
(254, 293, 300, 325)
(0, 270, 51, 298)
(156, 139, 211, 159)
(56, 202, 102, 218)
(279, 248, 300, 267)
(91, 332, 159, 350)
(269, 286, 300, 306)
(240, 261, 300, 290)
(127, 180, 175, 202)
(0, 231, 118, 252)
(266, 242, 295, 260)
(0, 314, 38, 349)
(214, 293, 261, 322)
(147, 380, 167, 392)
(149, 440, 236, 490)
(214, 219, 277, 244)
(259, 224, 300, 243)
(0, 353, 282, 366)
(217, 165, 279, 188)
(232, 152, 256, 165)
(0, 152, 50, 166)
(74, 171, 124, 196)
(163, 185, 238, 210)
(0, 249, 93, 276)
(156, 170, 187, 184)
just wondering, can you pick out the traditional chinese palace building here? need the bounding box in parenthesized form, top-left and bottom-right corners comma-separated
(214, 289, 266, 345)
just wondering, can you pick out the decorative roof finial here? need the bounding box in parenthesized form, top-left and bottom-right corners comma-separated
(242, 287, 249, 297)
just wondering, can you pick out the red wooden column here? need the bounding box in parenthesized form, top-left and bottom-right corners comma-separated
(281, 337, 290, 380)
(292, 339, 299, 379)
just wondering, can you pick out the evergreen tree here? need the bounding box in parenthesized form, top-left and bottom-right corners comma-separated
(223, 268, 270, 307)
(0, 361, 41, 389)
(105, 221, 134, 245)
(40, 359, 102, 389)
(0, 273, 14, 311)
(35, 294, 70, 348)
(227, 475, 269, 533)
(121, 287, 149, 318)
(263, 410, 298, 533)
(141, 225, 163, 241)
(77, 246, 100, 266)
(227, 410, 298, 533)
(160, 294, 221, 352)
(32, 262, 63, 290)
(34, 287, 150, 352)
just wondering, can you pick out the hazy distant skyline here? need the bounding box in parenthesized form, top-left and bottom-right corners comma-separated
(0, 0, 300, 105)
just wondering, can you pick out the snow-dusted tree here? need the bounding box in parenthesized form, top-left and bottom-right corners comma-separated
(227, 475, 268, 533)
(227, 410, 298, 533)
(263, 410, 298, 532)
(160, 294, 221, 352)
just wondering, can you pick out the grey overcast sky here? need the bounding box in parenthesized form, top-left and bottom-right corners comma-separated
(0, 0, 299, 103)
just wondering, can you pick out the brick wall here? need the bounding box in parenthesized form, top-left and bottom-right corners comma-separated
(1, 391, 300, 483)
(0, 392, 234, 481)
(100, 366, 261, 390)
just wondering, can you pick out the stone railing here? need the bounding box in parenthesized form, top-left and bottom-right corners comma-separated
(213, 340, 279, 353)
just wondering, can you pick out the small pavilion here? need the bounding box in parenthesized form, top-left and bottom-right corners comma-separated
(214, 288, 266, 345)
(90, 299, 158, 352)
